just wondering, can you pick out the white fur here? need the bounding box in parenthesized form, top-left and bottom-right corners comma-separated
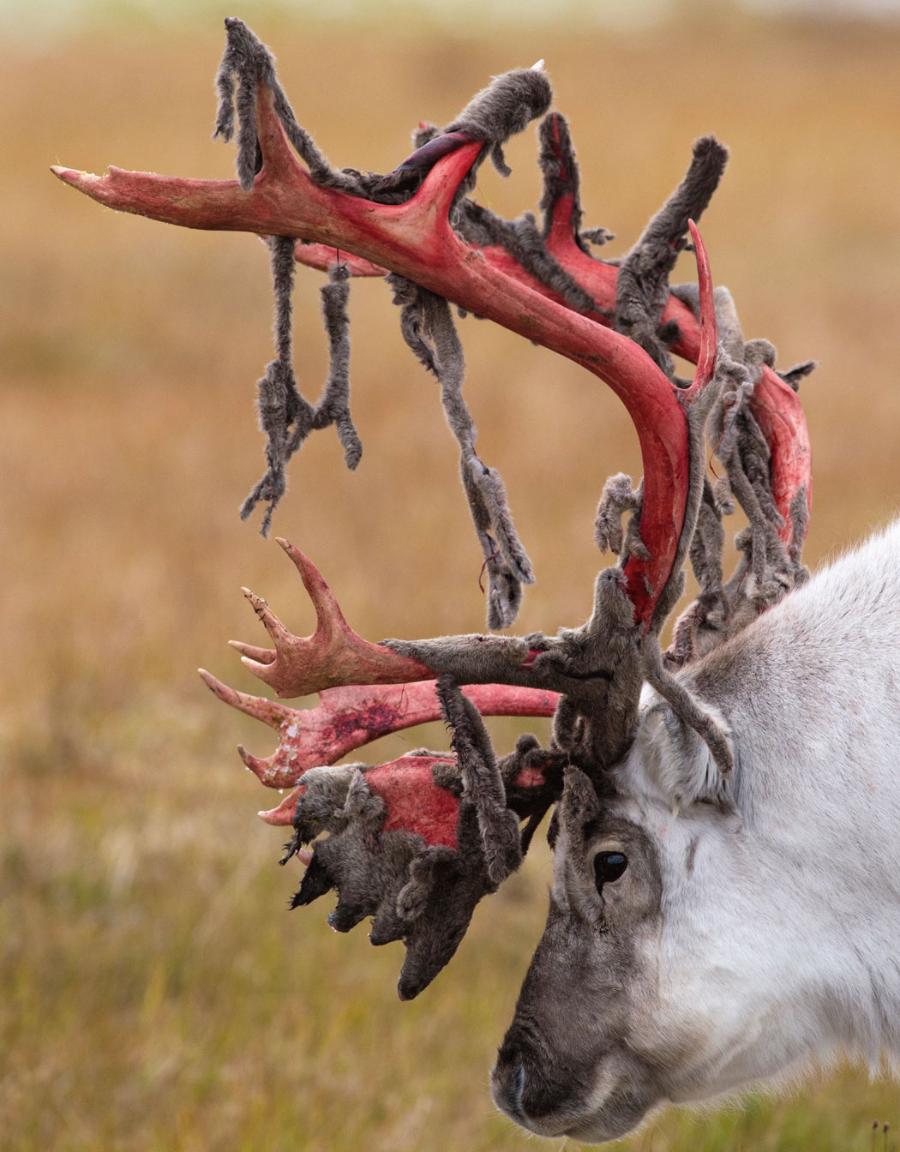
(624, 518, 900, 1099)
(494, 521, 900, 1144)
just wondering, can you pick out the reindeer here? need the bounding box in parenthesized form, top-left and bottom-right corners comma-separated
(54, 20, 900, 1142)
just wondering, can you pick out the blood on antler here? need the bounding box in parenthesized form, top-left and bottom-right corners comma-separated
(53, 18, 719, 631)
(226, 538, 431, 697)
(55, 19, 814, 996)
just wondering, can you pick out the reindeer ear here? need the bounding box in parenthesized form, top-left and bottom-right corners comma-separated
(635, 697, 734, 810)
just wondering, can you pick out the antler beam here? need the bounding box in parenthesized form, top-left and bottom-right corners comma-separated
(53, 51, 716, 629)
(287, 114, 810, 559)
(199, 670, 557, 789)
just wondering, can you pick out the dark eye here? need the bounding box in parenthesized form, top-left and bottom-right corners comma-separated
(594, 851, 628, 889)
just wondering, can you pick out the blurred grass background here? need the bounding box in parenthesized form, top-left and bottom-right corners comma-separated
(2, 0, 899, 1148)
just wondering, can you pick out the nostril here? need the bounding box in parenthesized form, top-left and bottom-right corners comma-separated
(492, 1051, 528, 1122)
(513, 1061, 526, 1115)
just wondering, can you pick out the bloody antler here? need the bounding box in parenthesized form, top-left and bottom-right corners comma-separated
(199, 663, 557, 790)
(53, 21, 716, 633)
(226, 538, 431, 697)
(286, 111, 811, 566)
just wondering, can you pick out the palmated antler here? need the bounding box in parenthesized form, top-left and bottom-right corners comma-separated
(56, 20, 814, 996)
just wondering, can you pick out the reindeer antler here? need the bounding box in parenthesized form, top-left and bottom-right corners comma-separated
(200, 545, 558, 784)
(54, 17, 720, 632)
(226, 538, 430, 697)
(55, 19, 814, 996)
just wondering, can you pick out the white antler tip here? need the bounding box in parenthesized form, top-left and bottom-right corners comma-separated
(531, 59, 545, 72)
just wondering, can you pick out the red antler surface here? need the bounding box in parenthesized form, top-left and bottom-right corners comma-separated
(288, 127, 810, 560)
(54, 71, 716, 629)
(227, 538, 430, 697)
(51, 19, 819, 1001)
(199, 671, 557, 789)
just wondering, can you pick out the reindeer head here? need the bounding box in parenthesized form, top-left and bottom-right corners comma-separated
(55, 18, 815, 1141)
(490, 723, 732, 1140)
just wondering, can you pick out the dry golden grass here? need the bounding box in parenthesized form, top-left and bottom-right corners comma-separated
(2, 9, 899, 1150)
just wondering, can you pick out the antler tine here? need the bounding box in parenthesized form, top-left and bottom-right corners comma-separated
(212, 676, 560, 791)
(240, 586, 292, 646)
(534, 111, 811, 557)
(273, 537, 351, 642)
(197, 667, 291, 729)
(229, 539, 431, 698)
(677, 221, 716, 404)
(259, 786, 302, 826)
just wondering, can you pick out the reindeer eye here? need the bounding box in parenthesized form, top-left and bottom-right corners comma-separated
(595, 851, 628, 888)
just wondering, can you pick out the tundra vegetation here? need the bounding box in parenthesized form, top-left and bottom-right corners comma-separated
(3, 6, 900, 1150)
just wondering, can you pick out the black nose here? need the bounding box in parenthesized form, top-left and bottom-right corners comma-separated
(492, 1034, 575, 1123)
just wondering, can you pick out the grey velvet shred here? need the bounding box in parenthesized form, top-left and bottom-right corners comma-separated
(437, 677, 521, 886)
(239, 236, 313, 534)
(665, 286, 813, 669)
(444, 65, 551, 177)
(779, 359, 817, 391)
(214, 18, 362, 196)
(456, 200, 597, 314)
(215, 18, 554, 540)
(387, 273, 534, 629)
(310, 264, 362, 470)
(447, 112, 614, 317)
(615, 137, 728, 377)
(241, 254, 361, 534)
(594, 474, 649, 560)
(538, 112, 614, 253)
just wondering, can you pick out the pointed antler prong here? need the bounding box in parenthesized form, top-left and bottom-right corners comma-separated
(221, 676, 560, 791)
(258, 788, 300, 825)
(239, 654, 279, 678)
(230, 541, 431, 697)
(197, 667, 289, 729)
(236, 742, 278, 782)
(241, 586, 292, 645)
(678, 220, 717, 405)
(273, 538, 349, 638)
(227, 638, 275, 663)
